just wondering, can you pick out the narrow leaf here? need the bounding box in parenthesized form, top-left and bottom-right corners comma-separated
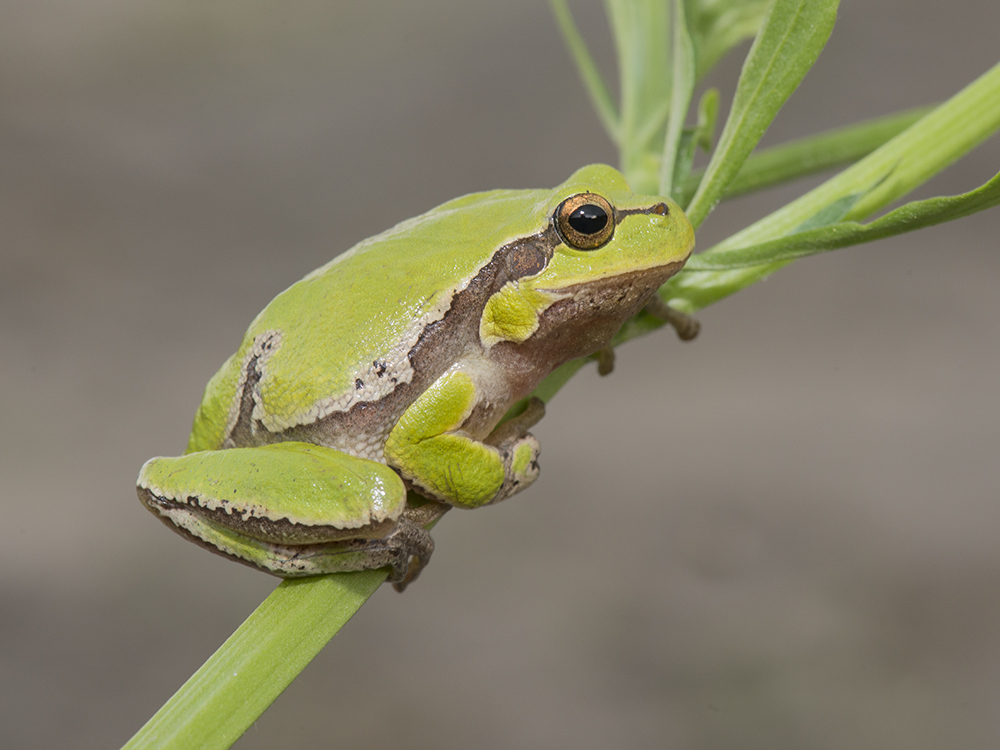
(685, 0, 840, 228)
(660, 0, 697, 197)
(688, 0, 771, 80)
(606, 0, 673, 186)
(550, 0, 620, 144)
(674, 88, 720, 206)
(683, 105, 932, 200)
(663, 58, 1000, 312)
(716, 60, 1000, 250)
(684, 170, 1000, 271)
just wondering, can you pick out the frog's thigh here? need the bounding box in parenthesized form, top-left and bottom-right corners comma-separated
(384, 370, 537, 509)
(137, 441, 412, 576)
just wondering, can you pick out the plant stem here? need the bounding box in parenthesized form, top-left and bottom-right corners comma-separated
(123, 571, 386, 750)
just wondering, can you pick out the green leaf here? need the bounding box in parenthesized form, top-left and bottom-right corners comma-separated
(550, 0, 620, 144)
(659, 0, 697, 197)
(605, 0, 673, 188)
(693, 87, 719, 152)
(792, 190, 866, 231)
(123, 572, 385, 750)
(683, 169, 1000, 271)
(663, 59, 1000, 312)
(722, 61, 1000, 247)
(685, 0, 840, 228)
(684, 105, 932, 200)
(672, 88, 719, 205)
(670, 89, 719, 207)
(687, 0, 771, 80)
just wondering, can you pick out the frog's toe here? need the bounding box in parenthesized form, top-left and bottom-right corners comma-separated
(511, 434, 541, 483)
(494, 433, 540, 502)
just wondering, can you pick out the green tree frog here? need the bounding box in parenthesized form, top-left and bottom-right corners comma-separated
(137, 164, 694, 589)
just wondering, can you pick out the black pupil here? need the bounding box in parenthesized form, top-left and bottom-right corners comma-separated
(567, 204, 609, 235)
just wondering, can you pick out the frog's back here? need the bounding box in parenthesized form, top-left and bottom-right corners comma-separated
(187, 187, 551, 452)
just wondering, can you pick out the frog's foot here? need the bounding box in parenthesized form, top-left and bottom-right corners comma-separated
(491, 433, 540, 502)
(370, 515, 436, 592)
(388, 500, 450, 591)
(596, 346, 615, 376)
(273, 514, 436, 590)
(644, 296, 700, 341)
(485, 398, 544, 503)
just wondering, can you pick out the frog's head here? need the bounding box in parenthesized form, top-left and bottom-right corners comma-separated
(479, 164, 694, 365)
(539, 163, 694, 288)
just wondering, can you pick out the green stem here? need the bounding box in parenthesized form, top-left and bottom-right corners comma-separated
(123, 571, 386, 750)
(549, 0, 620, 144)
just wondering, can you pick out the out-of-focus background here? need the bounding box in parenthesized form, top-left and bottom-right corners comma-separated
(3, 1, 999, 747)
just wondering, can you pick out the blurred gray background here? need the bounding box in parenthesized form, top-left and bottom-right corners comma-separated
(2, 1, 999, 748)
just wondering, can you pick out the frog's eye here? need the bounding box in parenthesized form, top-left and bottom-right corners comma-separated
(554, 193, 615, 250)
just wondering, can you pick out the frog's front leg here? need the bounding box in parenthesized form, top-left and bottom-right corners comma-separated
(384, 370, 544, 509)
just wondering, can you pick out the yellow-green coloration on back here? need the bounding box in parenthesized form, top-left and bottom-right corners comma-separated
(138, 164, 695, 589)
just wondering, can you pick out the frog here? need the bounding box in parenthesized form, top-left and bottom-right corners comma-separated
(136, 164, 695, 590)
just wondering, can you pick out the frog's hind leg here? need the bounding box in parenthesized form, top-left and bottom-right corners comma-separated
(137, 440, 417, 580)
(139, 488, 438, 586)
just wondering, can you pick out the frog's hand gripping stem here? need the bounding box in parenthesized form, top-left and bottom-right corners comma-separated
(384, 372, 545, 509)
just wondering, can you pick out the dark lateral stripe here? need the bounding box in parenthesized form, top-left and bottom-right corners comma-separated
(330, 225, 563, 424)
(496, 225, 561, 281)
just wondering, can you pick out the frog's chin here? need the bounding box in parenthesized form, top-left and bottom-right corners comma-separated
(515, 261, 686, 367)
